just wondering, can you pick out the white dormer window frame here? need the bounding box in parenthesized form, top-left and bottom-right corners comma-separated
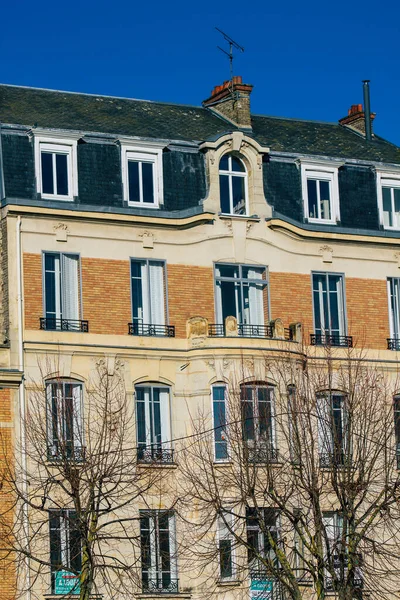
(301, 162, 341, 225)
(376, 170, 400, 230)
(121, 143, 164, 208)
(34, 135, 78, 201)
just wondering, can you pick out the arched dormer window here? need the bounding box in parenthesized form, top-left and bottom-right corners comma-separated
(219, 154, 248, 215)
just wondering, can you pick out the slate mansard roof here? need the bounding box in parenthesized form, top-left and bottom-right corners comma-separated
(1, 83, 400, 164)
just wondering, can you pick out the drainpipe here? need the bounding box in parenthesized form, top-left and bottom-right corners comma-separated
(16, 215, 31, 600)
(362, 80, 372, 141)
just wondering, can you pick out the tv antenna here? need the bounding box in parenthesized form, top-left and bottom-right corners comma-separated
(216, 27, 244, 82)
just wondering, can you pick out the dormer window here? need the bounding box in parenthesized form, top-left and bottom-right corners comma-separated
(121, 144, 163, 208)
(301, 162, 340, 224)
(376, 171, 400, 230)
(219, 153, 248, 215)
(34, 135, 78, 201)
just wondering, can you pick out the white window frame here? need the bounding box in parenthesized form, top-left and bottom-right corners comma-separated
(301, 162, 341, 224)
(219, 153, 249, 216)
(241, 383, 276, 453)
(34, 135, 78, 201)
(135, 384, 172, 459)
(121, 143, 164, 208)
(42, 252, 82, 328)
(211, 383, 229, 463)
(139, 510, 177, 591)
(376, 170, 400, 230)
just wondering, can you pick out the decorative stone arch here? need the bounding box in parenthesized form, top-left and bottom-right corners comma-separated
(200, 131, 271, 218)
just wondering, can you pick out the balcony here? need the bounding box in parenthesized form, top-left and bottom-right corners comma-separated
(47, 443, 86, 462)
(388, 338, 400, 350)
(246, 444, 279, 464)
(208, 318, 295, 341)
(137, 445, 174, 464)
(40, 318, 89, 332)
(128, 322, 175, 337)
(325, 553, 363, 592)
(310, 333, 353, 348)
(142, 577, 179, 594)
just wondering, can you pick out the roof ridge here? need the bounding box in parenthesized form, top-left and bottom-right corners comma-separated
(0, 82, 209, 112)
(251, 112, 337, 126)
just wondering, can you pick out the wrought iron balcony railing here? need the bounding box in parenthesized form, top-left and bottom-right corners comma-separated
(238, 324, 273, 338)
(128, 322, 175, 337)
(40, 318, 89, 332)
(208, 323, 226, 337)
(319, 451, 351, 469)
(249, 573, 283, 600)
(137, 445, 174, 464)
(47, 443, 86, 462)
(246, 444, 279, 464)
(325, 553, 363, 591)
(310, 333, 353, 347)
(141, 577, 179, 594)
(388, 338, 400, 350)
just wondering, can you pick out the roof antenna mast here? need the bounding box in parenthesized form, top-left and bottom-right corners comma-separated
(216, 27, 244, 84)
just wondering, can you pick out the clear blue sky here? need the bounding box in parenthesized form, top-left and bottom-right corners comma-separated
(1, 0, 400, 146)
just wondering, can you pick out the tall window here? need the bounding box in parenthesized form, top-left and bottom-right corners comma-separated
(217, 512, 235, 580)
(388, 278, 400, 350)
(122, 146, 163, 208)
(130, 259, 170, 336)
(382, 185, 400, 228)
(46, 381, 83, 461)
(219, 154, 248, 215)
(287, 385, 300, 464)
(140, 511, 177, 593)
(43, 253, 83, 331)
(246, 508, 278, 569)
(312, 272, 348, 346)
(212, 384, 228, 461)
(135, 385, 172, 463)
(301, 163, 339, 224)
(241, 383, 276, 462)
(317, 393, 347, 468)
(394, 396, 400, 469)
(215, 264, 267, 334)
(49, 510, 81, 595)
(36, 139, 77, 201)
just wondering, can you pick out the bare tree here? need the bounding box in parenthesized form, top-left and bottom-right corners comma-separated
(178, 346, 400, 600)
(0, 356, 161, 600)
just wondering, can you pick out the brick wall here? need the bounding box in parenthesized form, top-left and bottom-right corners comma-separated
(168, 264, 215, 338)
(346, 278, 389, 350)
(23, 253, 42, 330)
(0, 389, 16, 600)
(81, 258, 131, 335)
(269, 272, 314, 339)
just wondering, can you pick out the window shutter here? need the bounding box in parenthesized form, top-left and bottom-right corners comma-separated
(72, 385, 83, 455)
(248, 269, 264, 326)
(159, 389, 171, 446)
(61, 255, 79, 321)
(317, 396, 333, 456)
(149, 262, 165, 325)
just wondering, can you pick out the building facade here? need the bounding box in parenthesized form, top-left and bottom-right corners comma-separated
(1, 78, 400, 600)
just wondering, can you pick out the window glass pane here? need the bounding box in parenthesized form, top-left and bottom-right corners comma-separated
(216, 265, 239, 278)
(131, 261, 145, 322)
(328, 275, 342, 335)
(152, 388, 162, 445)
(383, 187, 392, 227)
(242, 267, 264, 279)
(231, 156, 245, 172)
(394, 397, 400, 443)
(390, 278, 400, 337)
(232, 176, 246, 214)
(242, 397, 254, 441)
(142, 162, 154, 204)
(45, 255, 58, 319)
(332, 396, 343, 448)
(313, 274, 327, 335)
(307, 179, 318, 219)
(394, 188, 400, 228)
(319, 180, 331, 220)
(213, 386, 228, 460)
(219, 174, 230, 213)
(219, 539, 233, 578)
(219, 155, 229, 171)
(56, 153, 69, 196)
(128, 161, 140, 203)
(41, 152, 54, 195)
(219, 280, 239, 321)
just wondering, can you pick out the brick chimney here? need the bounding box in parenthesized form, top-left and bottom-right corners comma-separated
(339, 103, 376, 136)
(202, 76, 253, 129)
